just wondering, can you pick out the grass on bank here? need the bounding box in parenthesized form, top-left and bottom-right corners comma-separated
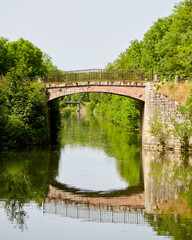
(157, 82, 192, 106)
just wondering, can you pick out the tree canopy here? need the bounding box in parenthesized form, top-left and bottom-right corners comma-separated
(107, 1, 192, 75)
(0, 37, 58, 77)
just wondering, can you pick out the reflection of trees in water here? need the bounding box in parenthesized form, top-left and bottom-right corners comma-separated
(143, 149, 192, 240)
(145, 214, 192, 240)
(4, 200, 27, 231)
(0, 149, 60, 229)
(2, 171, 30, 231)
(150, 151, 192, 210)
(59, 115, 141, 186)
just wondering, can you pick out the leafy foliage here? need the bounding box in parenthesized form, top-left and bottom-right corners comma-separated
(0, 37, 60, 149)
(149, 106, 192, 150)
(0, 81, 49, 149)
(0, 37, 9, 75)
(6, 38, 45, 78)
(170, 112, 192, 150)
(149, 110, 170, 147)
(63, 92, 140, 130)
(95, 94, 140, 130)
(107, 1, 192, 75)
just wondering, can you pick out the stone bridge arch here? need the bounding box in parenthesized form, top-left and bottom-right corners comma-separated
(46, 81, 146, 140)
(46, 81, 146, 102)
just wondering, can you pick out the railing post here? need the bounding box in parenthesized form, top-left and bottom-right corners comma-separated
(89, 70, 90, 81)
(55, 73, 58, 83)
(125, 70, 126, 81)
(78, 70, 79, 82)
(141, 70, 143, 81)
(175, 74, 180, 84)
(116, 70, 118, 81)
(137, 69, 139, 82)
(154, 72, 159, 82)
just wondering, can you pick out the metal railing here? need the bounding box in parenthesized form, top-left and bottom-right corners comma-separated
(44, 69, 153, 84)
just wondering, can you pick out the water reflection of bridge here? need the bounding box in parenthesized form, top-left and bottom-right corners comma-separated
(43, 185, 146, 224)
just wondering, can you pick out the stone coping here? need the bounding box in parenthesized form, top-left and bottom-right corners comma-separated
(45, 81, 147, 88)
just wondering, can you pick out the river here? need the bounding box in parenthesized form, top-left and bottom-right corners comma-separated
(0, 114, 192, 240)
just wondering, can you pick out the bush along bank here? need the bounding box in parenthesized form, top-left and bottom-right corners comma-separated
(0, 80, 50, 150)
(0, 37, 59, 150)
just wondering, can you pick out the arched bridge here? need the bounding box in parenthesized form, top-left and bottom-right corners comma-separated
(44, 69, 153, 102)
(44, 69, 182, 150)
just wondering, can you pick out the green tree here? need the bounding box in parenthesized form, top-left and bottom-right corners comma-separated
(6, 38, 45, 78)
(141, 17, 172, 71)
(0, 37, 9, 75)
(6, 81, 49, 148)
(0, 88, 9, 148)
(0, 37, 62, 149)
(42, 53, 58, 73)
(95, 94, 140, 130)
(107, 40, 143, 70)
(107, 1, 192, 75)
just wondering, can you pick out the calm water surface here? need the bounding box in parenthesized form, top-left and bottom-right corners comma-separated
(0, 114, 192, 240)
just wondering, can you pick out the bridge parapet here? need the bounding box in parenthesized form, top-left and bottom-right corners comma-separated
(44, 69, 153, 84)
(43, 201, 146, 224)
(43, 202, 147, 224)
(45, 185, 145, 224)
(45, 80, 147, 88)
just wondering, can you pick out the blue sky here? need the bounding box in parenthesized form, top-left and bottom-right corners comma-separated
(0, 0, 182, 70)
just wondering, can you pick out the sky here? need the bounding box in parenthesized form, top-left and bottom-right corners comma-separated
(0, 0, 182, 70)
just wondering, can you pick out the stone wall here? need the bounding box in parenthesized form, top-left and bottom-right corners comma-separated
(142, 83, 182, 149)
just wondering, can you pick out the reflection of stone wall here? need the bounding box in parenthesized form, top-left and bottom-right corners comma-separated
(142, 149, 192, 213)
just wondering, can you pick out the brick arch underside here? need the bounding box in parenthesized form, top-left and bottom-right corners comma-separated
(48, 85, 145, 102)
